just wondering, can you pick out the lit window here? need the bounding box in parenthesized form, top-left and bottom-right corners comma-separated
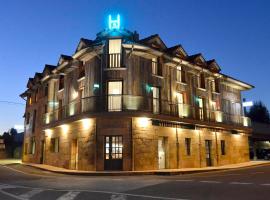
(176, 66, 186, 83)
(109, 39, 121, 68)
(152, 87, 160, 114)
(198, 73, 205, 89)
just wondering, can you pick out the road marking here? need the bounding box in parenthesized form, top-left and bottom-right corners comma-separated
(111, 194, 127, 200)
(200, 181, 221, 184)
(0, 190, 25, 200)
(19, 189, 44, 199)
(261, 184, 270, 186)
(230, 182, 253, 185)
(0, 184, 17, 189)
(57, 191, 80, 200)
(251, 172, 264, 174)
(175, 180, 194, 182)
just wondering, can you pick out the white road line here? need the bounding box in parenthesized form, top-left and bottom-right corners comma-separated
(261, 183, 270, 186)
(0, 184, 17, 189)
(200, 181, 221, 184)
(57, 191, 80, 200)
(0, 190, 25, 200)
(230, 182, 253, 185)
(175, 180, 194, 182)
(251, 172, 264, 174)
(111, 194, 127, 200)
(19, 189, 44, 199)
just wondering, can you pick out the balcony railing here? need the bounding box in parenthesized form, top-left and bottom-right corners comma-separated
(43, 95, 251, 128)
(108, 53, 121, 68)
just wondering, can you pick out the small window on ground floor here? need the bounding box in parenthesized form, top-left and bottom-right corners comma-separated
(221, 140, 226, 155)
(50, 137, 59, 153)
(185, 138, 191, 156)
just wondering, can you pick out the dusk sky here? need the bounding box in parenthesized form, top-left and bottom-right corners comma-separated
(0, 0, 269, 134)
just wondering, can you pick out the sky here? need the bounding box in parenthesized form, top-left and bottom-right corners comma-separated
(0, 0, 269, 134)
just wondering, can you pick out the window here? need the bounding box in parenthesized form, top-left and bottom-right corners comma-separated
(44, 84, 49, 96)
(78, 65, 85, 79)
(152, 58, 158, 75)
(108, 81, 122, 111)
(24, 143, 28, 155)
(185, 138, 191, 156)
(30, 137, 35, 154)
(59, 75, 64, 91)
(109, 39, 121, 68)
(32, 110, 37, 133)
(105, 136, 123, 160)
(176, 66, 186, 83)
(211, 79, 220, 93)
(152, 87, 160, 114)
(198, 73, 205, 89)
(44, 104, 48, 114)
(50, 137, 59, 153)
(221, 140, 226, 155)
(26, 112, 30, 124)
(28, 96, 32, 105)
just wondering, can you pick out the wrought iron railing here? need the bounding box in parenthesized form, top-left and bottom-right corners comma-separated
(43, 95, 251, 127)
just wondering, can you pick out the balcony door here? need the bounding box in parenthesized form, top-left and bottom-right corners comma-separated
(152, 87, 160, 114)
(108, 81, 122, 111)
(176, 92, 184, 117)
(197, 97, 205, 120)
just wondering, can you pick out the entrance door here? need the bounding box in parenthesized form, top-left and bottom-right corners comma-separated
(104, 136, 123, 170)
(205, 140, 212, 166)
(108, 81, 122, 111)
(71, 139, 78, 170)
(158, 137, 166, 169)
(40, 140, 45, 164)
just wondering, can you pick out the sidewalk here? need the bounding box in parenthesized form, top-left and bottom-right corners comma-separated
(21, 161, 270, 176)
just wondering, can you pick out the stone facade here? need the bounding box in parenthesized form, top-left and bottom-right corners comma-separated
(21, 24, 253, 171)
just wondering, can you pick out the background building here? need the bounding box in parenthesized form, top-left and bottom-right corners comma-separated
(21, 16, 253, 171)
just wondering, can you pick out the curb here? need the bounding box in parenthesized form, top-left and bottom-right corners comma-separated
(21, 162, 270, 176)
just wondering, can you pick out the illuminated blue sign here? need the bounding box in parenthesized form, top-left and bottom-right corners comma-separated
(108, 14, 120, 30)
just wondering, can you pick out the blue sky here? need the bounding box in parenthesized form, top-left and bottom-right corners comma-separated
(0, 0, 269, 133)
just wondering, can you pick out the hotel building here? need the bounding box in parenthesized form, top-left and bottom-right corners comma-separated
(21, 17, 253, 171)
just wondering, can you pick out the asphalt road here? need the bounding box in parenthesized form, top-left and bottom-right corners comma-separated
(0, 163, 270, 200)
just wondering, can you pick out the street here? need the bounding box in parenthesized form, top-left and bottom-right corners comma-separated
(0, 163, 270, 200)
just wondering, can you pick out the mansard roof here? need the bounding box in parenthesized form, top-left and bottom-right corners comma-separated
(139, 34, 167, 51)
(75, 38, 94, 53)
(166, 45, 188, 59)
(57, 54, 73, 66)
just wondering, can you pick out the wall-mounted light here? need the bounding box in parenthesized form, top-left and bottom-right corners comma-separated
(81, 118, 92, 130)
(45, 129, 53, 138)
(60, 124, 69, 134)
(72, 91, 78, 99)
(94, 84, 100, 89)
(138, 117, 150, 128)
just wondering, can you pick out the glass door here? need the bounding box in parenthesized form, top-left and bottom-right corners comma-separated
(176, 92, 184, 117)
(104, 136, 123, 170)
(152, 87, 160, 114)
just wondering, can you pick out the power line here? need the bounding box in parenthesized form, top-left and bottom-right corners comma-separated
(0, 100, 25, 106)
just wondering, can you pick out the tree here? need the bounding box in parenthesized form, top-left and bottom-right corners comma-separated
(247, 101, 270, 123)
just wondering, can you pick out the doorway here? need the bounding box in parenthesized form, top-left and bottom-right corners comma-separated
(104, 136, 123, 170)
(158, 137, 167, 169)
(71, 139, 78, 170)
(40, 140, 45, 164)
(205, 140, 212, 166)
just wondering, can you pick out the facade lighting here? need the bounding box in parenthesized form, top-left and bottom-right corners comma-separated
(108, 14, 120, 30)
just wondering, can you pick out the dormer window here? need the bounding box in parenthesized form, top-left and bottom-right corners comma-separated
(59, 75, 64, 91)
(108, 39, 121, 68)
(78, 65, 85, 79)
(176, 66, 186, 83)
